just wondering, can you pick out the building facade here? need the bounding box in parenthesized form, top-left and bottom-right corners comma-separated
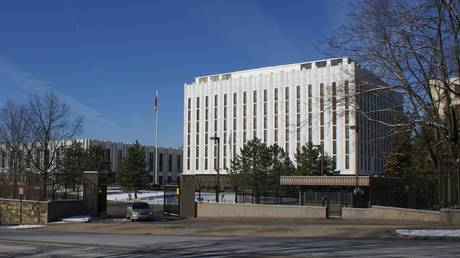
(183, 57, 402, 175)
(76, 139, 182, 185)
(0, 139, 183, 185)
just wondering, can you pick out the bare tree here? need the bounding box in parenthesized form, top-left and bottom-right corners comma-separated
(0, 101, 30, 198)
(25, 91, 83, 199)
(326, 0, 459, 207)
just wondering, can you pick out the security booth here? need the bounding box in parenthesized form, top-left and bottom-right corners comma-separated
(82, 171, 107, 217)
(280, 176, 405, 217)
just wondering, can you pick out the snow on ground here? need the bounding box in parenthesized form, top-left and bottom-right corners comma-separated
(0, 224, 46, 229)
(395, 229, 460, 237)
(62, 215, 93, 223)
(107, 190, 164, 204)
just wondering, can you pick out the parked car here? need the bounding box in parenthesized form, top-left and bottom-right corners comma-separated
(127, 201, 154, 221)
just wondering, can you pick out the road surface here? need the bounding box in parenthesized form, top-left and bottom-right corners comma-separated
(0, 230, 459, 257)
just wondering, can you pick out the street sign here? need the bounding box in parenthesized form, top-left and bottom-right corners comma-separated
(18, 187, 24, 196)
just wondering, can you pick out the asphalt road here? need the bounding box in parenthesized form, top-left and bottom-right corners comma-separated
(0, 230, 459, 257)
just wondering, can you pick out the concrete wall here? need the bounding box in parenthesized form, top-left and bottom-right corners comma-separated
(342, 205, 439, 222)
(440, 209, 460, 226)
(197, 202, 326, 219)
(0, 199, 48, 224)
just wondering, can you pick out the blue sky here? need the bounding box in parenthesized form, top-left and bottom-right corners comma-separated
(0, 0, 351, 148)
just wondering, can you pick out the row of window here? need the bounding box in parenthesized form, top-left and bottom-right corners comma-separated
(300, 58, 346, 70)
(186, 81, 353, 171)
(147, 152, 181, 173)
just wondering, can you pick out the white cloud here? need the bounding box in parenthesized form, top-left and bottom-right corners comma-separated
(0, 57, 116, 127)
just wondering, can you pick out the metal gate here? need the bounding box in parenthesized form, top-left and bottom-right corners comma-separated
(163, 185, 180, 216)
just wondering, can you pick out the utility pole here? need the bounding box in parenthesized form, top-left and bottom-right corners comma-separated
(210, 136, 220, 203)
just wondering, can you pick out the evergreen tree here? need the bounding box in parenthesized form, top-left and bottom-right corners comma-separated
(268, 144, 295, 198)
(295, 142, 320, 176)
(116, 141, 149, 198)
(82, 145, 111, 172)
(229, 138, 272, 203)
(60, 141, 85, 194)
(295, 142, 335, 176)
(385, 132, 437, 208)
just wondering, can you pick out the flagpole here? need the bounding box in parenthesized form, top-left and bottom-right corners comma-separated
(155, 90, 159, 186)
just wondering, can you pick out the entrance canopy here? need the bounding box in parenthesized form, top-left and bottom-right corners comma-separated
(280, 176, 403, 187)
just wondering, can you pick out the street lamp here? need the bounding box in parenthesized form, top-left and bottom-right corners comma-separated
(210, 135, 220, 203)
(350, 125, 363, 207)
(314, 144, 324, 176)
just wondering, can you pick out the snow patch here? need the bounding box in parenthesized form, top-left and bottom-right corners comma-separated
(62, 215, 93, 223)
(107, 190, 164, 204)
(395, 229, 460, 237)
(1, 224, 46, 229)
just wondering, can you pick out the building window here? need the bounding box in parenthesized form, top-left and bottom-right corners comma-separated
(274, 88, 278, 144)
(168, 154, 172, 172)
(285, 87, 289, 146)
(159, 153, 164, 171)
(331, 58, 342, 66)
(26, 150, 31, 168)
(296, 85, 301, 149)
(177, 155, 181, 172)
(210, 75, 219, 81)
(1, 151, 5, 168)
(148, 152, 153, 171)
(222, 73, 231, 80)
(320, 83, 324, 147)
(345, 80, 350, 169)
(300, 63, 312, 70)
(233, 93, 237, 158)
(332, 82, 337, 167)
(117, 150, 123, 164)
(199, 77, 208, 83)
(243, 91, 247, 143)
(187, 97, 192, 171)
(315, 61, 327, 68)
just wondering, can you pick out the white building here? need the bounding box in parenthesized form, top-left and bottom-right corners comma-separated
(76, 139, 182, 185)
(183, 57, 402, 175)
(0, 139, 183, 185)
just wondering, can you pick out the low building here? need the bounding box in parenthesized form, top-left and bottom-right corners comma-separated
(77, 139, 182, 185)
(280, 175, 406, 216)
(0, 139, 183, 186)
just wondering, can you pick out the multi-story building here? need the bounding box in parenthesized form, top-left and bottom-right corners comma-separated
(77, 139, 182, 185)
(430, 77, 460, 120)
(0, 139, 183, 185)
(183, 57, 402, 175)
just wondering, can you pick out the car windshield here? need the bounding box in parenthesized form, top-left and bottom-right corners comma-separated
(132, 203, 150, 209)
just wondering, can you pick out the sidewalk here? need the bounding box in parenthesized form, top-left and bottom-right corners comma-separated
(37, 217, 442, 239)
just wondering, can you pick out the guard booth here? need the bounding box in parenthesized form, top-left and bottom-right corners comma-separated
(82, 171, 107, 217)
(281, 176, 404, 217)
(163, 184, 180, 216)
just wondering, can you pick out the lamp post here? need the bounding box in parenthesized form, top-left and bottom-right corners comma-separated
(314, 144, 324, 176)
(210, 135, 220, 203)
(350, 125, 363, 207)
